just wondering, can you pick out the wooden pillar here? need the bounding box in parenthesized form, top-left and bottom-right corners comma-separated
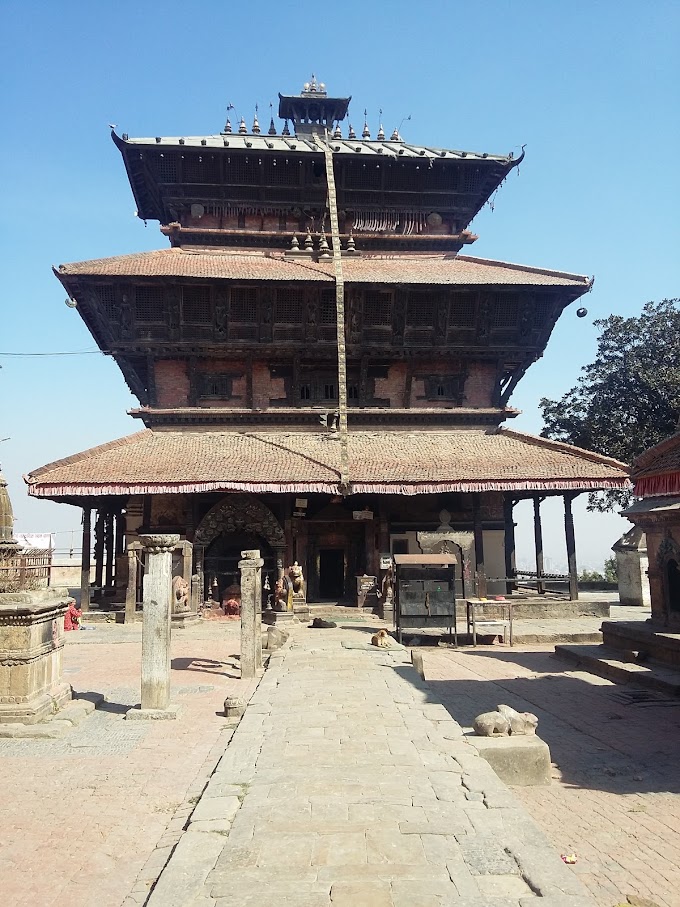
(93, 510, 104, 591)
(564, 493, 579, 601)
(472, 494, 487, 599)
(80, 507, 91, 613)
(533, 495, 545, 594)
(125, 547, 138, 622)
(503, 495, 517, 596)
(104, 510, 115, 589)
(114, 510, 126, 594)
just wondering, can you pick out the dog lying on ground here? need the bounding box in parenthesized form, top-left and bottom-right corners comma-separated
(371, 628, 391, 648)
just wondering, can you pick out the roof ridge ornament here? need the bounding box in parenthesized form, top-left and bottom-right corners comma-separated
(252, 105, 261, 134)
(362, 110, 370, 139)
(238, 117, 247, 134)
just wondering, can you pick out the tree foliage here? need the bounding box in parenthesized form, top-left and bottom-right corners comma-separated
(540, 299, 680, 511)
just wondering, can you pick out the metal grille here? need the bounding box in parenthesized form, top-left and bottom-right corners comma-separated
(226, 156, 259, 185)
(153, 153, 178, 182)
(364, 291, 392, 326)
(135, 287, 164, 323)
(407, 293, 435, 327)
(183, 154, 220, 183)
(492, 295, 520, 329)
(182, 286, 212, 324)
(275, 289, 304, 324)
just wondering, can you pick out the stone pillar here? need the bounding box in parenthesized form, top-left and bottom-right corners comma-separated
(126, 534, 179, 719)
(533, 495, 545, 595)
(564, 494, 579, 601)
(80, 507, 91, 613)
(239, 549, 263, 680)
(104, 511, 115, 590)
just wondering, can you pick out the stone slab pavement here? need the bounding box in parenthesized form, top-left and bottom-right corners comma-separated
(0, 621, 257, 907)
(423, 644, 680, 907)
(151, 625, 596, 907)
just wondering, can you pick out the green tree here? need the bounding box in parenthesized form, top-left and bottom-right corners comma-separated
(603, 556, 618, 583)
(540, 299, 680, 511)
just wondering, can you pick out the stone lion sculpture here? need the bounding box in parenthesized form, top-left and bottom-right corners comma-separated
(473, 704, 538, 737)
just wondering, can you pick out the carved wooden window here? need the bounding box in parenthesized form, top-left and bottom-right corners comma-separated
(229, 288, 258, 340)
(226, 156, 259, 185)
(135, 287, 165, 323)
(153, 153, 178, 183)
(297, 371, 359, 404)
(320, 290, 336, 324)
(201, 374, 232, 398)
(448, 294, 476, 327)
(492, 295, 520, 329)
(364, 291, 392, 326)
(182, 286, 212, 324)
(423, 376, 464, 402)
(95, 286, 117, 320)
(344, 162, 380, 190)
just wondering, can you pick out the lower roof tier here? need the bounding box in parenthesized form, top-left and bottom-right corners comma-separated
(25, 427, 630, 501)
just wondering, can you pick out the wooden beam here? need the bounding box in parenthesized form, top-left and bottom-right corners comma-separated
(503, 495, 517, 596)
(473, 493, 487, 599)
(80, 507, 92, 613)
(564, 493, 579, 601)
(533, 495, 545, 595)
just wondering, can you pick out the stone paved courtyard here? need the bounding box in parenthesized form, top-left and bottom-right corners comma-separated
(1, 613, 678, 906)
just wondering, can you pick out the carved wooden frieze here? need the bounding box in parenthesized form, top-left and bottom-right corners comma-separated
(194, 494, 285, 548)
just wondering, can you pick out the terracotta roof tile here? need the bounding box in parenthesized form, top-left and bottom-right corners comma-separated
(56, 250, 590, 288)
(633, 432, 680, 497)
(25, 427, 630, 499)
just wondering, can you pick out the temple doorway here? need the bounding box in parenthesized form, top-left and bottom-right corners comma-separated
(319, 548, 345, 600)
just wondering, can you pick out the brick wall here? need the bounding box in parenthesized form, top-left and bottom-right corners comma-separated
(155, 360, 189, 407)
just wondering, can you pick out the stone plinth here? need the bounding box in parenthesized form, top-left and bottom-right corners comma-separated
(465, 733, 552, 786)
(0, 591, 73, 724)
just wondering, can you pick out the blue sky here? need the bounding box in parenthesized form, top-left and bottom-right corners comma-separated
(1, 1, 678, 568)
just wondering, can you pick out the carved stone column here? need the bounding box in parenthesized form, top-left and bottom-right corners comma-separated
(126, 534, 179, 719)
(125, 543, 140, 623)
(239, 549, 263, 679)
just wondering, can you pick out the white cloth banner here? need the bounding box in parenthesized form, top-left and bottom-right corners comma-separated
(15, 533, 54, 550)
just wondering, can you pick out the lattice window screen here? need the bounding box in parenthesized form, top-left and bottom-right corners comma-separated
(344, 162, 380, 190)
(462, 167, 481, 193)
(226, 157, 259, 185)
(275, 289, 304, 323)
(230, 288, 258, 321)
(533, 299, 553, 328)
(264, 158, 294, 186)
(153, 153, 178, 182)
(448, 294, 476, 327)
(182, 287, 212, 324)
(407, 293, 435, 327)
(96, 286, 117, 320)
(202, 375, 232, 398)
(492, 295, 520, 329)
(183, 155, 220, 183)
(135, 287, 165, 323)
(320, 290, 336, 325)
(364, 291, 392, 326)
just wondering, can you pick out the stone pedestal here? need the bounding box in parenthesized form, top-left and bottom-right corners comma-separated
(239, 549, 263, 679)
(127, 534, 178, 719)
(465, 733, 552, 786)
(612, 527, 651, 607)
(0, 591, 72, 724)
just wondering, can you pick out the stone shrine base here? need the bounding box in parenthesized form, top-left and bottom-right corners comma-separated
(0, 693, 102, 738)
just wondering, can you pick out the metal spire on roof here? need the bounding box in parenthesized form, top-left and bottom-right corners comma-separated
(268, 117, 277, 135)
(333, 122, 342, 140)
(224, 118, 232, 134)
(282, 120, 291, 136)
(348, 123, 356, 139)
(362, 110, 370, 139)
(238, 117, 247, 134)
(252, 104, 261, 134)
(377, 123, 385, 141)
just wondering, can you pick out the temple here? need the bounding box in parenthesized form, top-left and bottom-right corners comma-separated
(25, 77, 630, 614)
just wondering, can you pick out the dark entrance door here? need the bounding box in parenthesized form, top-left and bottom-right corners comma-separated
(319, 549, 345, 600)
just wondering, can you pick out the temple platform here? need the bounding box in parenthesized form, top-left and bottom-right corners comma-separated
(554, 641, 680, 697)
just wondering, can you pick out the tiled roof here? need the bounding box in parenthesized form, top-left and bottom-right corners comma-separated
(56, 250, 590, 288)
(25, 427, 630, 499)
(633, 432, 680, 498)
(116, 132, 514, 163)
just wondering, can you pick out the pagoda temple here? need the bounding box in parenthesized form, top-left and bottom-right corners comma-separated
(26, 77, 630, 611)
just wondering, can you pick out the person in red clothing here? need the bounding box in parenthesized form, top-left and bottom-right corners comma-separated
(63, 600, 82, 631)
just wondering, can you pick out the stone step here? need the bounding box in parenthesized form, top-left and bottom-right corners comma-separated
(553, 643, 680, 696)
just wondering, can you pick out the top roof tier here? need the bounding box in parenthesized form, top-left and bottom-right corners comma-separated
(112, 78, 523, 253)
